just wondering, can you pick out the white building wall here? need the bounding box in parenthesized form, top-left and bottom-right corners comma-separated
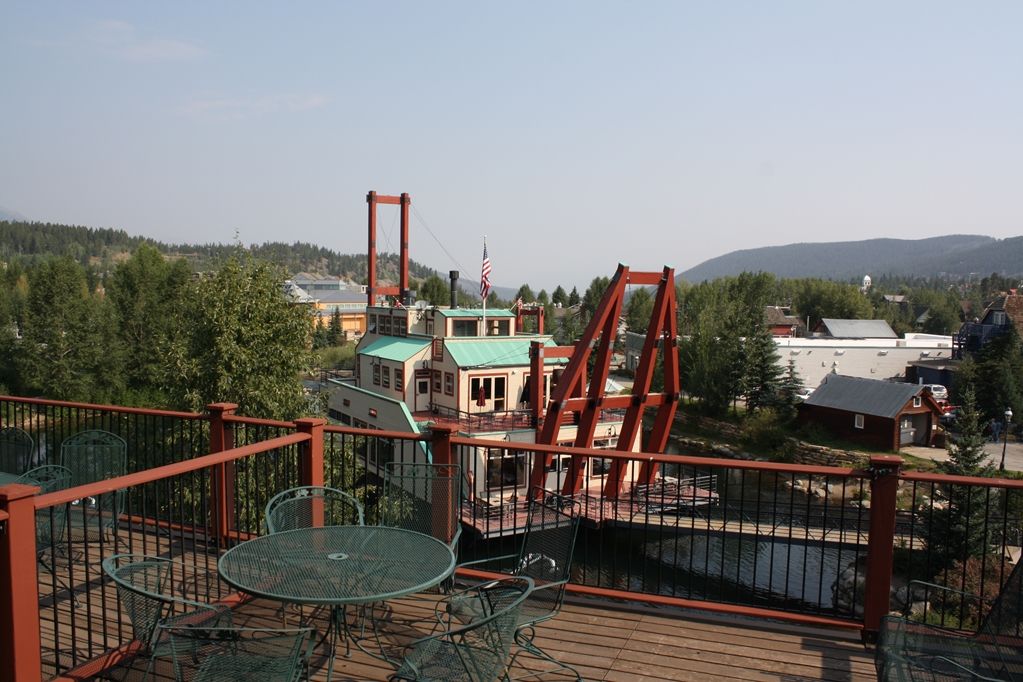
(775, 334, 953, 390)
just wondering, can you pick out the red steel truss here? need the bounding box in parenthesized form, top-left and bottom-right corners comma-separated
(527, 264, 680, 500)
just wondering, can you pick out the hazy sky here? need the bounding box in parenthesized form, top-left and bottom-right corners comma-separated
(2, 2, 1021, 291)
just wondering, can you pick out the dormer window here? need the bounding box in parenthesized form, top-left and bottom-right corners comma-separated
(993, 311, 1007, 326)
(913, 397, 921, 408)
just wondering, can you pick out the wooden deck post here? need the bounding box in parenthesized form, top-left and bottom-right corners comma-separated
(430, 424, 458, 543)
(296, 418, 326, 488)
(208, 403, 238, 544)
(295, 418, 326, 526)
(863, 455, 902, 640)
(0, 483, 42, 682)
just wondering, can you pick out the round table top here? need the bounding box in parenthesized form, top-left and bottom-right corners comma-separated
(218, 525, 456, 606)
(0, 471, 25, 485)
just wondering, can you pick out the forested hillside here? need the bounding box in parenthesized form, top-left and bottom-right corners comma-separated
(0, 220, 438, 282)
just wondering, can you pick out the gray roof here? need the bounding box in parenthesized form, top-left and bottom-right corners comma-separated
(316, 289, 367, 304)
(820, 318, 897, 339)
(803, 375, 924, 418)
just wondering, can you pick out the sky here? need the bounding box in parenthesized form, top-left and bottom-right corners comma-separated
(2, 2, 1022, 292)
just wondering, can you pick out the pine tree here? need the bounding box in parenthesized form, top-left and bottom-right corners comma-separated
(924, 388, 998, 568)
(551, 286, 568, 307)
(568, 287, 580, 307)
(743, 321, 784, 413)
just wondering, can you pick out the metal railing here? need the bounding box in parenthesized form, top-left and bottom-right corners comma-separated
(4, 396, 1023, 680)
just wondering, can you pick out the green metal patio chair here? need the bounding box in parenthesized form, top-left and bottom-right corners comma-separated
(381, 462, 463, 550)
(159, 625, 313, 682)
(18, 464, 76, 602)
(60, 429, 127, 542)
(877, 558, 1023, 680)
(389, 576, 534, 682)
(456, 489, 582, 681)
(264, 485, 365, 533)
(103, 554, 232, 679)
(0, 425, 35, 474)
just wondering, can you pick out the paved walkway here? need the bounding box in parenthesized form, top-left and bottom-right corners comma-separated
(901, 439, 1023, 473)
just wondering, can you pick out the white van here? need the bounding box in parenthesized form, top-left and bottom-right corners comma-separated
(923, 384, 948, 401)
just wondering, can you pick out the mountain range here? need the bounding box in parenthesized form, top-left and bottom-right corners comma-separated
(3, 216, 1020, 289)
(679, 234, 1023, 283)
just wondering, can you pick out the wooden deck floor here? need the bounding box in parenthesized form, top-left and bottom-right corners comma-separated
(50, 588, 876, 681)
(35, 526, 876, 681)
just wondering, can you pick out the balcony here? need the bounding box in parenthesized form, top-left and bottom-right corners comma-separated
(2, 395, 1021, 680)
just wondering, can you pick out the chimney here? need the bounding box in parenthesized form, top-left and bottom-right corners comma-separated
(449, 270, 459, 309)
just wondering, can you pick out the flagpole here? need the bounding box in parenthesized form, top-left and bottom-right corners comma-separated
(481, 236, 487, 336)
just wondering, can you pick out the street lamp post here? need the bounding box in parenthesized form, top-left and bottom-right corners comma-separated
(1000, 407, 1013, 472)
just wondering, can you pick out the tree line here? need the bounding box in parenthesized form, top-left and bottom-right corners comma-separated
(0, 245, 311, 419)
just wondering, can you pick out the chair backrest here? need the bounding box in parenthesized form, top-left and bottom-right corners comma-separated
(0, 426, 35, 474)
(264, 485, 364, 533)
(161, 626, 313, 682)
(18, 465, 73, 548)
(103, 554, 220, 648)
(60, 430, 127, 526)
(399, 576, 533, 682)
(60, 429, 127, 486)
(381, 461, 462, 547)
(513, 490, 580, 626)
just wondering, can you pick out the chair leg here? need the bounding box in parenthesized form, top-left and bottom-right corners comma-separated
(506, 626, 581, 681)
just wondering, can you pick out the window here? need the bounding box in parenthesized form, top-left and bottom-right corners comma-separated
(591, 458, 613, 475)
(485, 449, 528, 490)
(425, 317, 434, 335)
(432, 370, 442, 392)
(372, 363, 381, 386)
(444, 372, 454, 395)
(913, 397, 921, 408)
(379, 315, 392, 336)
(382, 366, 391, 389)
(432, 338, 444, 361)
(368, 314, 377, 333)
(488, 319, 510, 336)
(854, 414, 864, 429)
(993, 311, 1007, 325)
(470, 377, 493, 400)
(394, 367, 404, 392)
(453, 319, 478, 336)
(393, 314, 407, 336)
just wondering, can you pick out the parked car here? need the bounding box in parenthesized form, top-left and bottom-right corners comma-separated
(923, 384, 948, 401)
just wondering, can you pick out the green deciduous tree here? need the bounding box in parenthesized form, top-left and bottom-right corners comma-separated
(514, 284, 535, 303)
(168, 256, 312, 419)
(417, 274, 448, 306)
(624, 287, 654, 336)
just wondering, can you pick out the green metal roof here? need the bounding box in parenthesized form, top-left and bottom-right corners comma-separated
(434, 308, 515, 318)
(359, 336, 432, 362)
(445, 338, 567, 368)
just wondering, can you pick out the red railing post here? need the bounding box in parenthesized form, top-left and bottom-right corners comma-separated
(430, 424, 458, 543)
(296, 418, 326, 488)
(863, 455, 902, 639)
(0, 483, 42, 681)
(208, 403, 238, 543)
(295, 418, 326, 526)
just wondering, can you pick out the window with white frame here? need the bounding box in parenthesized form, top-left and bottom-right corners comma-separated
(913, 397, 921, 408)
(854, 414, 864, 429)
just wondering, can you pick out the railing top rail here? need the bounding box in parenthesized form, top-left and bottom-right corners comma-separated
(33, 432, 309, 509)
(451, 434, 864, 478)
(0, 394, 203, 420)
(0, 509, 8, 522)
(222, 414, 296, 429)
(900, 470, 1023, 489)
(323, 424, 430, 441)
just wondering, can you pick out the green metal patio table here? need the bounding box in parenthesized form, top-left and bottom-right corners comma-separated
(218, 525, 456, 679)
(0, 471, 26, 484)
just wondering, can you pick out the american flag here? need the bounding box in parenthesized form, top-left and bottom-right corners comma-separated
(480, 241, 491, 299)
